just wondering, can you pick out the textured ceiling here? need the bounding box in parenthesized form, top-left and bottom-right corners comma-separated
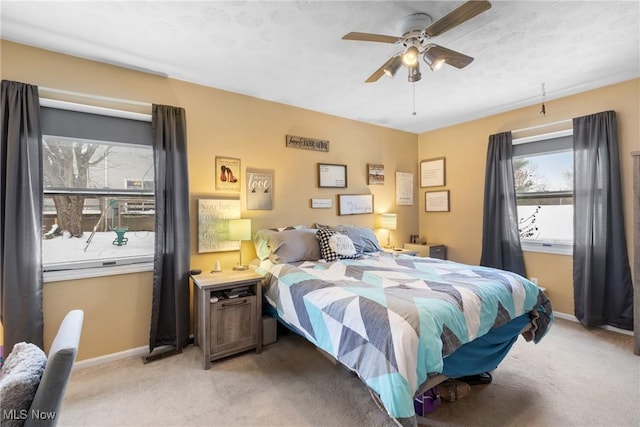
(1, 1, 639, 134)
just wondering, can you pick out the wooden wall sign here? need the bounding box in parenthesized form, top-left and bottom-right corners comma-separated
(286, 135, 330, 152)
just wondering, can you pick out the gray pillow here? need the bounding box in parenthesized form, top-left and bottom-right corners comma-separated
(330, 225, 383, 253)
(0, 342, 47, 427)
(267, 228, 321, 263)
(253, 225, 306, 260)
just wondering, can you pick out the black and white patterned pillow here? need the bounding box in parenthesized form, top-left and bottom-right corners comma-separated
(316, 228, 361, 262)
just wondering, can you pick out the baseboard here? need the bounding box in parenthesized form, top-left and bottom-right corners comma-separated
(553, 311, 634, 336)
(74, 337, 193, 370)
(74, 345, 152, 370)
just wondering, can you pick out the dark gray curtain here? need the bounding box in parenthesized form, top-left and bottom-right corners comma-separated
(0, 80, 44, 352)
(149, 104, 191, 352)
(573, 110, 633, 330)
(480, 131, 526, 277)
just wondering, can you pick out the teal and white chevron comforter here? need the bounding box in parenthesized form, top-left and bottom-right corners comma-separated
(257, 254, 552, 426)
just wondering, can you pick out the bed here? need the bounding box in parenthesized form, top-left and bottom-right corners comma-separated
(253, 225, 553, 426)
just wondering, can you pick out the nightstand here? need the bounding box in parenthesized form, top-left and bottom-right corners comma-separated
(192, 269, 263, 369)
(382, 247, 419, 256)
(403, 243, 447, 259)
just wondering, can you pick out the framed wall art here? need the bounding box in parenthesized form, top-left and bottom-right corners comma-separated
(318, 163, 347, 188)
(425, 190, 450, 212)
(215, 156, 241, 191)
(246, 167, 273, 210)
(338, 194, 373, 215)
(197, 198, 241, 253)
(395, 171, 413, 205)
(311, 198, 332, 209)
(420, 157, 446, 188)
(368, 164, 384, 185)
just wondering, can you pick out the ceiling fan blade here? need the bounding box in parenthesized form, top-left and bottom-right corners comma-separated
(425, 0, 492, 37)
(427, 45, 474, 69)
(365, 56, 398, 83)
(342, 32, 401, 44)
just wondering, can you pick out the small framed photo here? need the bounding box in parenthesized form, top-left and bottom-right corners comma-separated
(367, 164, 384, 185)
(318, 163, 347, 188)
(215, 156, 241, 191)
(425, 190, 450, 212)
(420, 157, 446, 187)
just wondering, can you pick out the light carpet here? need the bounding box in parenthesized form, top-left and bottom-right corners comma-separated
(60, 318, 639, 427)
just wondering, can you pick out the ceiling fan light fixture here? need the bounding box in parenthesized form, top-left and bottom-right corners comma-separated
(401, 46, 420, 67)
(423, 51, 445, 71)
(431, 58, 445, 71)
(383, 56, 402, 78)
(407, 63, 421, 82)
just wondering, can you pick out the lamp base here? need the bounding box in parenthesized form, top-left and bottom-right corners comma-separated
(232, 265, 249, 271)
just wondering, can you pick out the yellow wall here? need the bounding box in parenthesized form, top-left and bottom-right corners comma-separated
(418, 79, 639, 314)
(1, 41, 418, 359)
(43, 272, 153, 361)
(2, 39, 637, 359)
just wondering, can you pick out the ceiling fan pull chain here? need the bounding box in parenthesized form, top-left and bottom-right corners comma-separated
(411, 82, 417, 116)
(540, 82, 546, 116)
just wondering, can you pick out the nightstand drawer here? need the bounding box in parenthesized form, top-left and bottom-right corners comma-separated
(428, 245, 446, 260)
(210, 295, 257, 356)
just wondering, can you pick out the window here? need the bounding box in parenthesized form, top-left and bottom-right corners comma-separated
(513, 130, 573, 255)
(40, 103, 155, 275)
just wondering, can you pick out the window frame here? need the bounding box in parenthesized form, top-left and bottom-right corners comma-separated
(39, 99, 155, 281)
(513, 129, 574, 256)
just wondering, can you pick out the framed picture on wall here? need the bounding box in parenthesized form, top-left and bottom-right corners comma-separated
(338, 194, 373, 215)
(246, 167, 273, 210)
(425, 190, 450, 212)
(420, 157, 446, 187)
(215, 156, 241, 192)
(197, 198, 241, 253)
(368, 164, 384, 185)
(395, 171, 413, 205)
(318, 163, 347, 188)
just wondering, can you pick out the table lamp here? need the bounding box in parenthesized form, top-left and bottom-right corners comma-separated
(228, 218, 251, 271)
(377, 213, 397, 248)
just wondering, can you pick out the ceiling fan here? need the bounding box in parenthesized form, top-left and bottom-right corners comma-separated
(342, 0, 491, 83)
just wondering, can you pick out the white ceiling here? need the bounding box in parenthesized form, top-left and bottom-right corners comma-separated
(1, 1, 639, 134)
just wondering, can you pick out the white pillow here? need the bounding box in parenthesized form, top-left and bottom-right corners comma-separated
(316, 228, 361, 262)
(328, 233, 357, 256)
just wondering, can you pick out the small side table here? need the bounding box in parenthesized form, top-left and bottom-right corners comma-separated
(382, 247, 419, 256)
(403, 243, 447, 259)
(192, 269, 263, 369)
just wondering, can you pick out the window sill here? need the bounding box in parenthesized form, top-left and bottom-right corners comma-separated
(44, 262, 154, 283)
(521, 242, 572, 256)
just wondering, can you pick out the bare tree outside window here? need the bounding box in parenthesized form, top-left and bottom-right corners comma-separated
(513, 158, 548, 193)
(42, 137, 154, 239)
(43, 139, 110, 237)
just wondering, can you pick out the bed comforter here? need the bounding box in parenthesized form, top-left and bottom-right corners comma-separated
(256, 254, 552, 426)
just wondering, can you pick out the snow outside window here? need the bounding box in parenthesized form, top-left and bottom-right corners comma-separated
(40, 104, 155, 275)
(513, 130, 573, 255)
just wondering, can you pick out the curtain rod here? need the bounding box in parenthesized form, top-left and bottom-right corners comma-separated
(511, 118, 572, 134)
(40, 98, 152, 122)
(38, 86, 152, 108)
